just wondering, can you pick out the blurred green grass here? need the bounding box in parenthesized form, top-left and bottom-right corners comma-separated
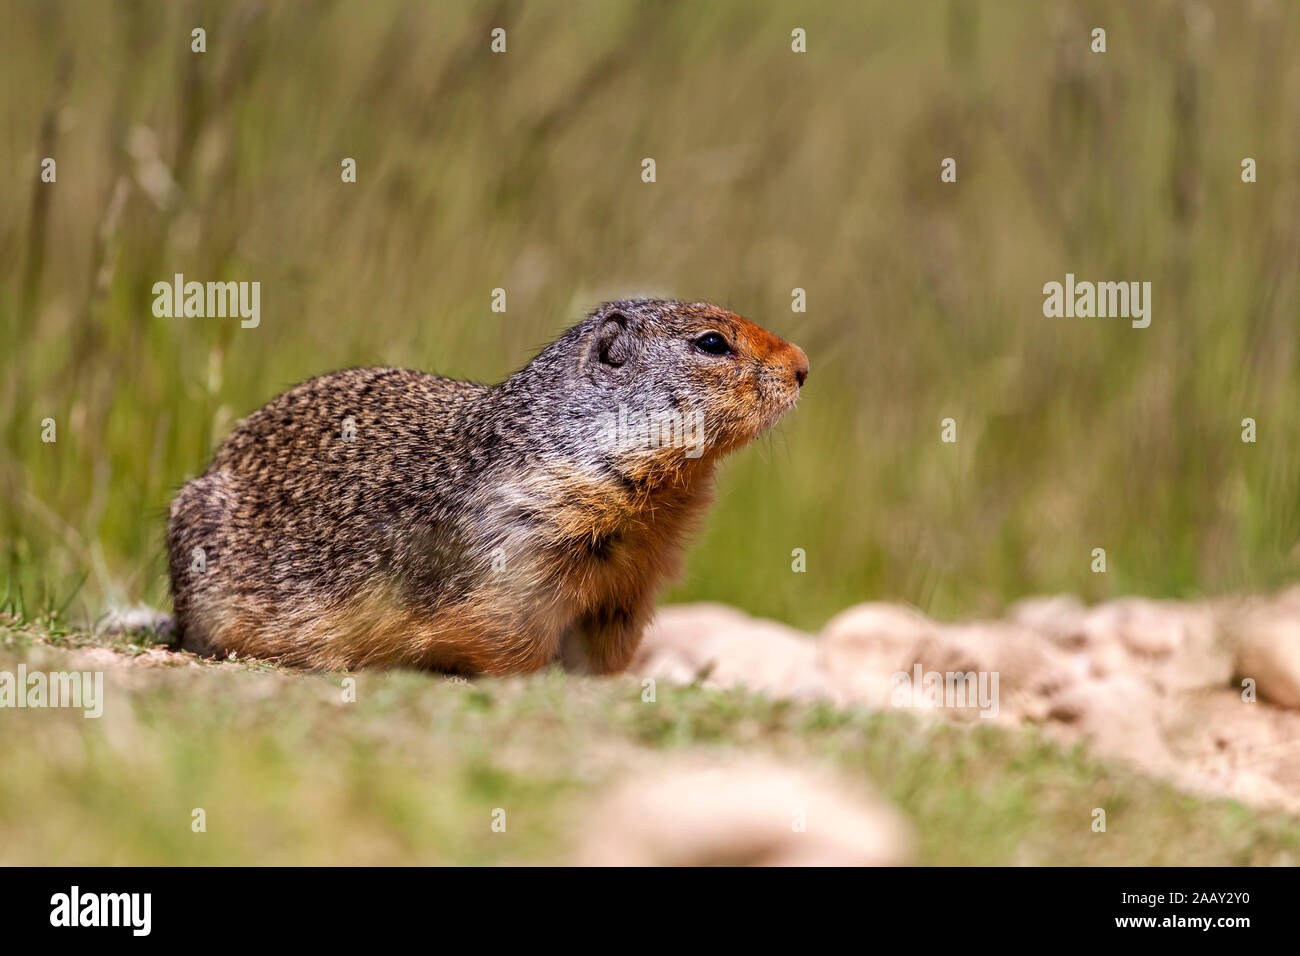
(4, 625, 1298, 865)
(2, 0, 1299, 629)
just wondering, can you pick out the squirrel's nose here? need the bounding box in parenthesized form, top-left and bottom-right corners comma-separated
(788, 345, 809, 388)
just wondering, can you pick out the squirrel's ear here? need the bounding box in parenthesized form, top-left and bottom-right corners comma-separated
(589, 312, 640, 369)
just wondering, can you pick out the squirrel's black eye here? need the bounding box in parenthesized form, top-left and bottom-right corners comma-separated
(693, 332, 732, 356)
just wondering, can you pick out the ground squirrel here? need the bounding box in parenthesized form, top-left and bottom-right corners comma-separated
(167, 299, 808, 675)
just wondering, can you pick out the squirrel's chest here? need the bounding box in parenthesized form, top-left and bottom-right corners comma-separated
(555, 498, 704, 609)
(487, 468, 711, 612)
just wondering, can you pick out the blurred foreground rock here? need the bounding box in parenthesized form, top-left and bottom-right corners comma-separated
(575, 756, 912, 866)
(634, 589, 1300, 814)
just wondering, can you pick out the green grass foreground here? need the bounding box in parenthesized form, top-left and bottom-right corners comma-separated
(2, 615, 1297, 865)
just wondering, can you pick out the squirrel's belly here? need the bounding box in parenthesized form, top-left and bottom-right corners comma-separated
(182, 572, 574, 674)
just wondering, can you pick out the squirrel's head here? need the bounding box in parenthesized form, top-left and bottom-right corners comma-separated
(534, 299, 808, 482)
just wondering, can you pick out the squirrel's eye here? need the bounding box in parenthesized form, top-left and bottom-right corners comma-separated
(693, 332, 732, 356)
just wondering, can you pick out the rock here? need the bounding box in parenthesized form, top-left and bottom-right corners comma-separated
(817, 603, 938, 708)
(1225, 589, 1300, 709)
(1162, 688, 1300, 813)
(634, 603, 827, 699)
(1008, 594, 1088, 647)
(822, 602, 938, 650)
(1016, 596, 1232, 693)
(1043, 674, 1175, 770)
(820, 603, 1078, 720)
(1086, 599, 1229, 692)
(912, 622, 1077, 703)
(574, 756, 912, 866)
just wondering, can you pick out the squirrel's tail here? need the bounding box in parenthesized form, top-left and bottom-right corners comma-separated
(95, 604, 177, 646)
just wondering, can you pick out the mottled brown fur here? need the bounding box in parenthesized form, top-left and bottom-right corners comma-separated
(167, 299, 807, 674)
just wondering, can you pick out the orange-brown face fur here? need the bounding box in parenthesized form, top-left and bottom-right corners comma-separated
(167, 299, 807, 676)
(670, 303, 810, 454)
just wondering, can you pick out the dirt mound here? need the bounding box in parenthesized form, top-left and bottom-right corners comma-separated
(634, 590, 1300, 814)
